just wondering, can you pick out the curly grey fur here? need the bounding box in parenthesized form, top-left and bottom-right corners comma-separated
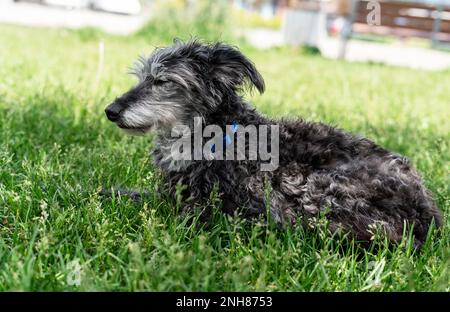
(105, 40, 443, 248)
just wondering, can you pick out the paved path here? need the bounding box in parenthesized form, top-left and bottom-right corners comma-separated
(0, 1, 151, 35)
(244, 28, 450, 71)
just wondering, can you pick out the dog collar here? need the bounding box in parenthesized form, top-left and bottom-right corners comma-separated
(211, 120, 238, 153)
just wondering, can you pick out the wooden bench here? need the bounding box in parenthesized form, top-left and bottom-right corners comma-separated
(340, 0, 450, 56)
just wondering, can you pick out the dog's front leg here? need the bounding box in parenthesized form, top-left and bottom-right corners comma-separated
(99, 187, 153, 202)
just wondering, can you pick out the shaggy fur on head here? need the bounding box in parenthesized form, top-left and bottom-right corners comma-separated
(105, 39, 443, 248)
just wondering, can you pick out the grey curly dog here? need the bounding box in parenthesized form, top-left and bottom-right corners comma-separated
(105, 40, 442, 248)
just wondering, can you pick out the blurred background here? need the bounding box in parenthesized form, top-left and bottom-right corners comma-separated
(1, 0, 450, 69)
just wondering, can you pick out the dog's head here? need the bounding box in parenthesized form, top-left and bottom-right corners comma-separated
(105, 40, 265, 134)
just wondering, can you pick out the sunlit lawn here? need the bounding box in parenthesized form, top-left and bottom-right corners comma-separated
(0, 24, 448, 291)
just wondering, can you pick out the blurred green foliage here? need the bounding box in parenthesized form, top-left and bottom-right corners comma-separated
(137, 0, 232, 42)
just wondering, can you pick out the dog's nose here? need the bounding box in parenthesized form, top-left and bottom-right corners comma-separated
(105, 105, 121, 122)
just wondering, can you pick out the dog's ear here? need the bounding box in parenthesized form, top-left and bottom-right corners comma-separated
(209, 43, 265, 94)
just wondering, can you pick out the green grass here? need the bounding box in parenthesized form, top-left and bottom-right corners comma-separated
(0, 24, 449, 291)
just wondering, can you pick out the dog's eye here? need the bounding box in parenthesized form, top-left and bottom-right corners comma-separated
(153, 79, 170, 86)
(153, 79, 165, 86)
(144, 76, 168, 86)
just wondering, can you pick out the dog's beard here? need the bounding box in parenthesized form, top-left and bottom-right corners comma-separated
(118, 102, 180, 135)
